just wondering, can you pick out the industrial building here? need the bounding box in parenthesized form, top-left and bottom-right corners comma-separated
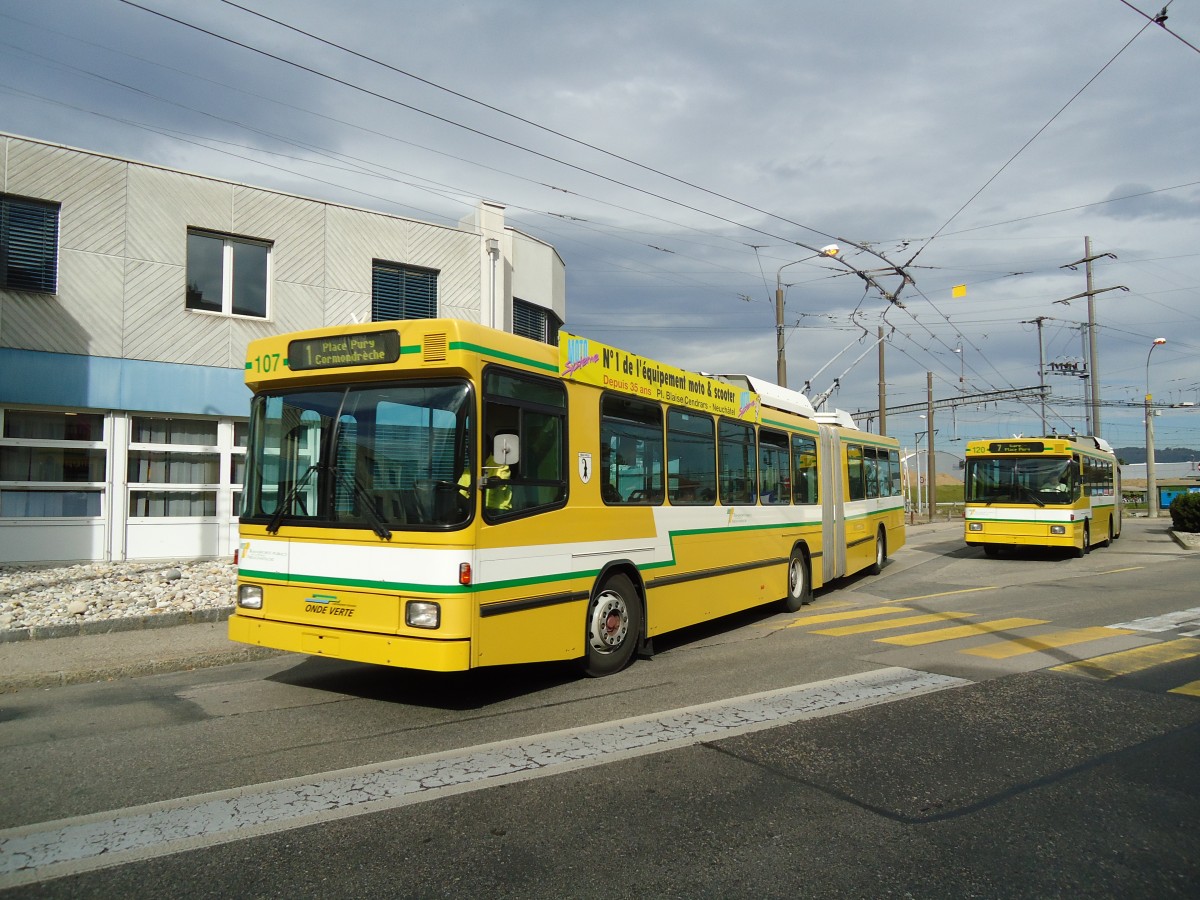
(0, 133, 565, 563)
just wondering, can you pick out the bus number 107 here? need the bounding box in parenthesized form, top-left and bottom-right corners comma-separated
(250, 353, 282, 373)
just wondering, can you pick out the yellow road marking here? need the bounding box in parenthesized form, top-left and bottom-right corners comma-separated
(962, 627, 1136, 659)
(1050, 638, 1200, 680)
(814, 612, 975, 637)
(1099, 566, 1144, 574)
(787, 606, 909, 628)
(885, 586, 1000, 604)
(1169, 681, 1200, 698)
(877, 618, 1048, 646)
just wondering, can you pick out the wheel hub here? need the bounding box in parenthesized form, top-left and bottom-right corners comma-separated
(589, 591, 628, 653)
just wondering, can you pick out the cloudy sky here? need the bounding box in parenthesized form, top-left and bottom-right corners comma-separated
(2, 0, 1198, 454)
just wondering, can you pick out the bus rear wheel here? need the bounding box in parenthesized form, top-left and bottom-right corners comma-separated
(583, 573, 642, 677)
(869, 527, 887, 575)
(783, 548, 812, 612)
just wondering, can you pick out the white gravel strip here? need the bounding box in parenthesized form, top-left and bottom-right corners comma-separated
(0, 560, 236, 639)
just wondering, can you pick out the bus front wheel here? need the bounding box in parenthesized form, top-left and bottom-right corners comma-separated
(783, 548, 812, 612)
(583, 573, 643, 677)
(1074, 523, 1090, 558)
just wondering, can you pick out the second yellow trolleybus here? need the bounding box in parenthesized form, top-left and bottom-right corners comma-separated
(963, 435, 1121, 557)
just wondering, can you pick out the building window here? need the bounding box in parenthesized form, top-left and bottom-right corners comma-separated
(127, 415, 220, 519)
(186, 230, 270, 318)
(513, 298, 561, 344)
(372, 263, 437, 321)
(0, 409, 105, 518)
(1, 194, 59, 293)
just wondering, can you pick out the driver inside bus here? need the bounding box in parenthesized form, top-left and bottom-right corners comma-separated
(1040, 470, 1071, 493)
(458, 433, 513, 511)
(483, 446, 512, 510)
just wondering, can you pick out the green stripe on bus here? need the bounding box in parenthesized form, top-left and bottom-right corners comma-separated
(450, 341, 559, 372)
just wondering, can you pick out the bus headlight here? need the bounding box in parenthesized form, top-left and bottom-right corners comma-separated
(1050, 525, 1066, 535)
(406, 601, 440, 629)
(968, 522, 983, 532)
(238, 584, 264, 609)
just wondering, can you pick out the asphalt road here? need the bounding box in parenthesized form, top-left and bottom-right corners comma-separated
(3, 518, 1199, 897)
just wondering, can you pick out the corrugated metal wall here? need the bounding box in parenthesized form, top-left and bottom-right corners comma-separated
(1, 135, 485, 371)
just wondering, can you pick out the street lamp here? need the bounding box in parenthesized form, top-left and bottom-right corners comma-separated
(774, 244, 839, 387)
(1146, 337, 1166, 518)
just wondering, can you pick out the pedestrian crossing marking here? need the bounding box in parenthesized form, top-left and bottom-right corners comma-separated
(812, 612, 974, 637)
(1049, 638, 1200, 680)
(1109, 607, 1200, 634)
(787, 606, 910, 628)
(1168, 681, 1200, 698)
(962, 627, 1136, 659)
(877, 618, 1048, 647)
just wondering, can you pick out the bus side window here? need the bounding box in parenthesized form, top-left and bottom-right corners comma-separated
(846, 444, 866, 501)
(791, 434, 818, 504)
(759, 429, 789, 505)
(600, 395, 663, 505)
(667, 408, 715, 506)
(482, 367, 567, 520)
(719, 419, 756, 505)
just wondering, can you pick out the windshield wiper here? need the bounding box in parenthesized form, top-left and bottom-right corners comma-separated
(266, 464, 319, 534)
(331, 465, 392, 540)
(1016, 484, 1045, 507)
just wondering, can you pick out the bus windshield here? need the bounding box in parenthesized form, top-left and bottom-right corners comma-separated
(965, 456, 1079, 506)
(242, 381, 473, 532)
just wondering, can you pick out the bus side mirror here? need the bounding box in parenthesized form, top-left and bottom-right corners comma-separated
(493, 433, 519, 466)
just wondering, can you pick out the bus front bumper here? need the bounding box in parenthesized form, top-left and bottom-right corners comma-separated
(229, 613, 473, 672)
(964, 519, 1082, 548)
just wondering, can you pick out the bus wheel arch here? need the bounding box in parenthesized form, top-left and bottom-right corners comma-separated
(582, 565, 645, 677)
(783, 543, 813, 612)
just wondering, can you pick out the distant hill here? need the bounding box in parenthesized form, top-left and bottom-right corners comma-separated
(1115, 446, 1199, 465)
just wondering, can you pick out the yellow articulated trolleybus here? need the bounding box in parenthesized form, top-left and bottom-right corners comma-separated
(963, 435, 1121, 557)
(231, 319, 906, 676)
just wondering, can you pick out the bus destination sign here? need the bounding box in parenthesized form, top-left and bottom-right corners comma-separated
(288, 330, 401, 371)
(987, 440, 1045, 454)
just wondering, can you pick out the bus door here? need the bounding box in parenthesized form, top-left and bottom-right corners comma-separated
(818, 425, 846, 582)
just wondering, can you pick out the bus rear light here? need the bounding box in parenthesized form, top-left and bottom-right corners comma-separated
(459, 562, 472, 585)
(238, 584, 264, 609)
(406, 601, 440, 629)
(1050, 525, 1066, 535)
